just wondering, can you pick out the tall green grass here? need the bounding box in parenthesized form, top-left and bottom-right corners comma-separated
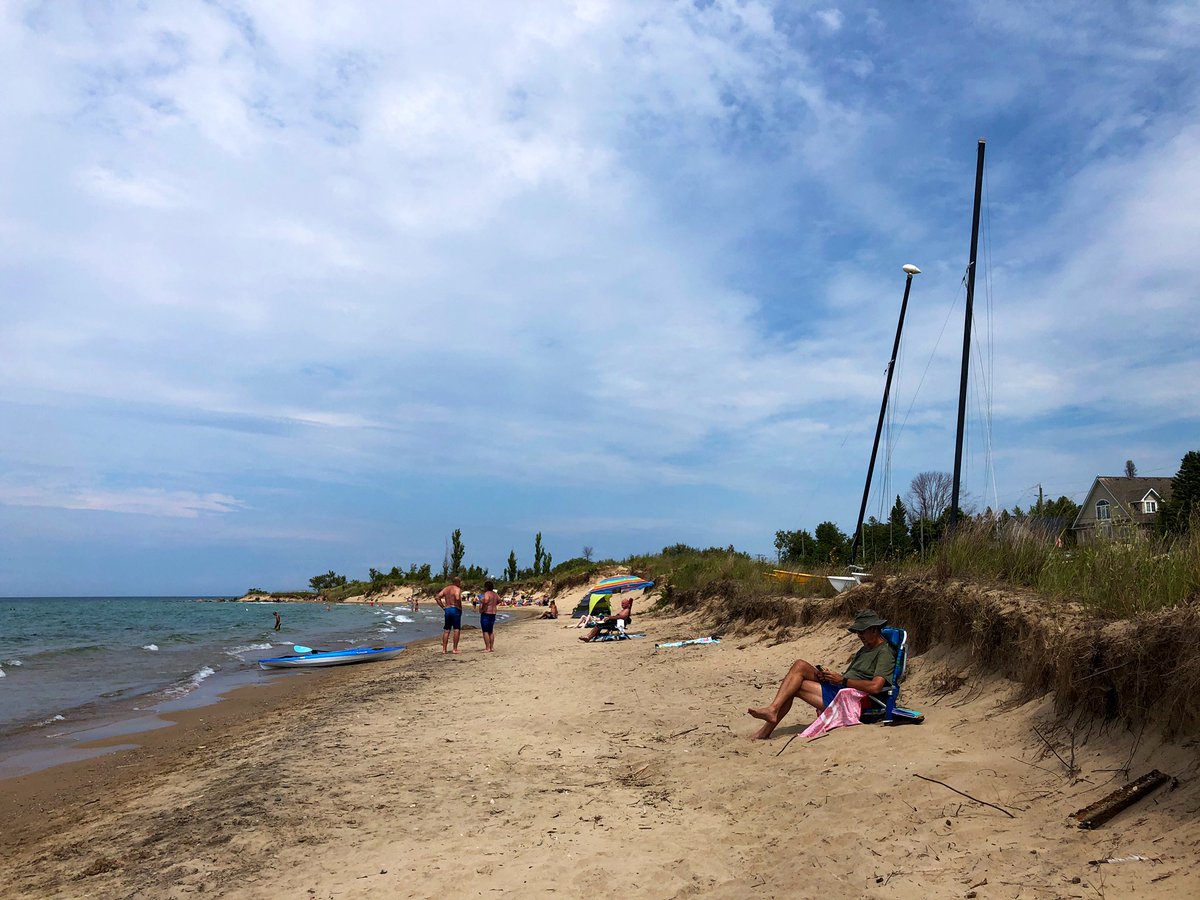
(920, 518, 1200, 617)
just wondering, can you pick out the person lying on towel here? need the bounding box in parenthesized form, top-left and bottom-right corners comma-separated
(746, 609, 895, 739)
(579, 595, 633, 642)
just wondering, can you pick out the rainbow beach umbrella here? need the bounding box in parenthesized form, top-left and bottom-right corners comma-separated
(588, 575, 655, 595)
(581, 575, 655, 617)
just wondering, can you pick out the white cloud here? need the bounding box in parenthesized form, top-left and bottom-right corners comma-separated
(816, 9, 845, 32)
(2, 1, 1200, 588)
(0, 482, 244, 518)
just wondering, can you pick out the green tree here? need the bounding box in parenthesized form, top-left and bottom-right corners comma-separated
(309, 570, 347, 592)
(543, 552, 552, 574)
(533, 532, 545, 575)
(450, 529, 465, 576)
(1159, 450, 1200, 535)
(814, 521, 849, 565)
(774, 529, 815, 565)
(506, 551, 518, 582)
(887, 495, 912, 557)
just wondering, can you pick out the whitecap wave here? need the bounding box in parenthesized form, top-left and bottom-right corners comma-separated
(228, 642, 274, 656)
(380, 626, 396, 633)
(5, 659, 21, 666)
(142, 644, 159, 652)
(165, 665, 216, 696)
(391, 615, 414, 624)
(0, 668, 5, 678)
(35, 714, 65, 726)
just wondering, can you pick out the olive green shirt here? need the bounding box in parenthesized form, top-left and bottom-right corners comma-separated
(843, 641, 896, 690)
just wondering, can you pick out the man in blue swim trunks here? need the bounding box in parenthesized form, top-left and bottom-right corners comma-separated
(436, 577, 464, 654)
(746, 609, 895, 740)
(478, 580, 501, 652)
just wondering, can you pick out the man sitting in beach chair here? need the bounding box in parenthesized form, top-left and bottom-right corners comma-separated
(746, 609, 895, 739)
(579, 594, 634, 642)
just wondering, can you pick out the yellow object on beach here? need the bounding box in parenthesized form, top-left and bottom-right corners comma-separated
(771, 569, 817, 583)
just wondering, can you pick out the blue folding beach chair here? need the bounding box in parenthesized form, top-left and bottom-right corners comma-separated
(860, 626, 924, 725)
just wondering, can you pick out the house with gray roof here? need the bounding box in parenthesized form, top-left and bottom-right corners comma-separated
(1071, 476, 1173, 543)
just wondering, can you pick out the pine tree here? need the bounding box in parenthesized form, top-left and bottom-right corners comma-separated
(1159, 451, 1200, 535)
(505, 551, 518, 582)
(450, 529, 465, 576)
(533, 532, 545, 574)
(887, 495, 912, 557)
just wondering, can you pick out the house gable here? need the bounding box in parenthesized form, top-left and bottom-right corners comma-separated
(1071, 476, 1174, 535)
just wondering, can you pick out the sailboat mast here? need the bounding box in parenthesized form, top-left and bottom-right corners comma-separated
(850, 264, 921, 564)
(949, 138, 986, 529)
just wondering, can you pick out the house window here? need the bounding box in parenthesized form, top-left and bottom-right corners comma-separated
(1144, 500, 1157, 514)
(1096, 499, 1111, 520)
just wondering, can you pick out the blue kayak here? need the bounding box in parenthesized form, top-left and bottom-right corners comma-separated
(258, 645, 406, 669)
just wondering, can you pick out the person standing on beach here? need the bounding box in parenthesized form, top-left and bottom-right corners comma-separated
(436, 577, 464, 654)
(478, 581, 501, 652)
(273, 611, 281, 631)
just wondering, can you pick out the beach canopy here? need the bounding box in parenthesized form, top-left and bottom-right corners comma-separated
(587, 575, 654, 595)
(579, 575, 654, 618)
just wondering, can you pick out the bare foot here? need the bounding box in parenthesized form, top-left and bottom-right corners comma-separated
(746, 706, 777, 725)
(452, 649, 460, 654)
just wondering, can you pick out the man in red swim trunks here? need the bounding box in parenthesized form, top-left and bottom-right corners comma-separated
(435, 577, 464, 654)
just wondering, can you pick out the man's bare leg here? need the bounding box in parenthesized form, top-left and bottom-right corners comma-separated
(452, 628, 461, 653)
(442, 629, 449, 654)
(747, 659, 825, 739)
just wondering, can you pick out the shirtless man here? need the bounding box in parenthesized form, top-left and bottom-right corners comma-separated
(478, 581, 501, 652)
(579, 594, 633, 642)
(435, 577, 464, 654)
(746, 609, 895, 739)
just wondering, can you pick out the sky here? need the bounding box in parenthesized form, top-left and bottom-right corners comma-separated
(2, 1, 1198, 595)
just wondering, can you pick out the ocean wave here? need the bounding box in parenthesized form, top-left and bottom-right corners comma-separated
(228, 642, 274, 656)
(5, 659, 21, 666)
(0, 668, 5, 678)
(164, 665, 216, 697)
(35, 714, 65, 726)
(390, 615, 414, 624)
(380, 626, 396, 633)
(142, 644, 159, 652)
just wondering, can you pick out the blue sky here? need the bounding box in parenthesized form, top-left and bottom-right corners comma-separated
(2, 1, 1198, 595)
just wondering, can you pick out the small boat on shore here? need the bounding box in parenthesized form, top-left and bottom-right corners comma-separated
(258, 646, 406, 669)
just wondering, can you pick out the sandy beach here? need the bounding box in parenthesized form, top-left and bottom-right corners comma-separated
(3, 595, 1198, 899)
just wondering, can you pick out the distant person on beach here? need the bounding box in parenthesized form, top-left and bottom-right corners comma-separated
(746, 609, 895, 740)
(538, 600, 558, 620)
(479, 581, 501, 652)
(579, 594, 634, 642)
(273, 611, 281, 631)
(436, 577, 464, 654)
(411, 591, 419, 613)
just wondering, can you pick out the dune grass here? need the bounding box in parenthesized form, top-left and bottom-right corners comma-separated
(920, 518, 1200, 618)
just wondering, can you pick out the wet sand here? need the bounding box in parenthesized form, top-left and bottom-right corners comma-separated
(3, 601, 1198, 899)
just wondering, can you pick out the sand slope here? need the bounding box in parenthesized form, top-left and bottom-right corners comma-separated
(3, 605, 1198, 899)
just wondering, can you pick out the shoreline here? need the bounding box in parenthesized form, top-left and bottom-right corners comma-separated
(3, 604, 1197, 898)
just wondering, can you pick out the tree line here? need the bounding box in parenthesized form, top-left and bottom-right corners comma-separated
(775, 453, 1199, 568)
(307, 529, 568, 593)
(774, 470, 1083, 567)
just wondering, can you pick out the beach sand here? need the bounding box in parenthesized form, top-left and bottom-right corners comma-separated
(3, 599, 1198, 899)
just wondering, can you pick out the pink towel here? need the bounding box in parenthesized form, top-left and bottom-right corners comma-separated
(800, 688, 869, 738)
